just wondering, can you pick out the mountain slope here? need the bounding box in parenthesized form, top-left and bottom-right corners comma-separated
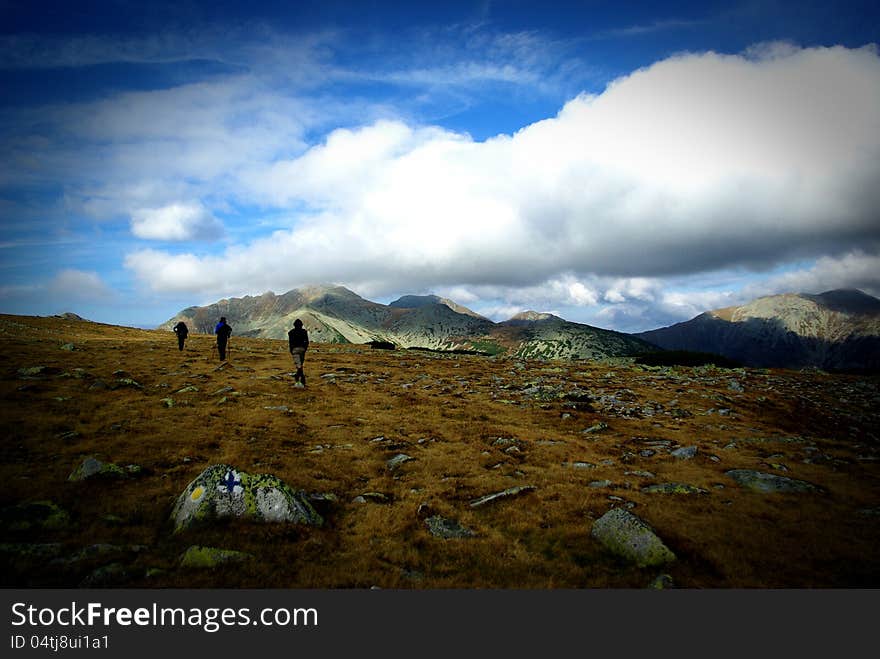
(637, 289, 880, 370)
(161, 285, 653, 360)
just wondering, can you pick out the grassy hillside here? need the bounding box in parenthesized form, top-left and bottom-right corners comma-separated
(1, 314, 879, 588)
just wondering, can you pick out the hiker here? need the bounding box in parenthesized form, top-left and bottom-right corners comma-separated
(288, 318, 309, 385)
(172, 320, 189, 351)
(215, 317, 232, 361)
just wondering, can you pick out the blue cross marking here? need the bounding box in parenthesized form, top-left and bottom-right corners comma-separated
(220, 470, 242, 494)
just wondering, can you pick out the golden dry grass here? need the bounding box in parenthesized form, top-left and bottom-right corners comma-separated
(1, 313, 879, 588)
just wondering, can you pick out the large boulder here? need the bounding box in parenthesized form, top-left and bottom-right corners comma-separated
(170, 464, 323, 532)
(590, 508, 676, 568)
(725, 469, 820, 493)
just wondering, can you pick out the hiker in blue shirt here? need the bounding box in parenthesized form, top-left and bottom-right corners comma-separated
(214, 317, 232, 361)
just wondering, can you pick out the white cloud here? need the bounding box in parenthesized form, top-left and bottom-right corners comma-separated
(46, 269, 114, 301)
(742, 251, 880, 299)
(130, 202, 224, 242)
(128, 44, 880, 311)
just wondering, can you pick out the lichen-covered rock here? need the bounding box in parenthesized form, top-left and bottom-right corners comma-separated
(649, 573, 675, 589)
(68, 456, 127, 481)
(387, 454, 415, 470)
(170, 464, 323, 532)
(179, 545, 253, 568)
(725, 469, 820, 493)
(670, 446, 698, 460)
(1, 500, 70, 531)
(425, 515, 476, 539)
(591, 508, 676, 568)
(18, 366, 55, 377)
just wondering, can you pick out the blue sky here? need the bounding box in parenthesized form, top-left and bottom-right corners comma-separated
(1, 0, 879, 331)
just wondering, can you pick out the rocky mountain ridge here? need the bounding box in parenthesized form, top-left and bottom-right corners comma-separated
(637, 289, 880, 370)
(160, 285, 654, 361)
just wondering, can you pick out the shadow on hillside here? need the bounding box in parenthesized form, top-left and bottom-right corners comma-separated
(639, 315, 880, 372)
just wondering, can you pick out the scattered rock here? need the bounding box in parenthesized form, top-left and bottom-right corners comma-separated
(79, 563, 133, 587)
(176, 385, 199, 393)
(179, 545, 253, 569)
(583, 422, 609, 434)
(492, 437, 523, 447)
(589, 480, 613, 488)
(170, 464, 323, 532)
(424, 515, 476, 539)
(114, 378, 143, 390)
(264, 405, 290, 413)
(590, 508, 676, 568)
(670, 446, 698, 460)
(68, 456, 128, 481)
(60, 343, 75, 351)
(353, 492, 391, 504)
(469, 485, 536, 508)
(565, 461, 597, 469)
(18, 366, 54, 378)
(649, 573, 675, 589)
(160, 398, 174, 408)
(387, 454, 415, 470)
(641, 483, 708, 495)
(725, 469, 821, 494)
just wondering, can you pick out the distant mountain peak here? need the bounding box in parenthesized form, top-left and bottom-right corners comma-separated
(509, 310, 557, 322)
(802, 289, 880, 315)
(637, 288, 880, 370)
(389, 294, 488, 320)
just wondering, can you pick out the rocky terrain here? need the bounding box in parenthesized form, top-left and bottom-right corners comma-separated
(2, 313, 879, 588)
(160, 284, 655, 360)
(637, 289, 880, 371)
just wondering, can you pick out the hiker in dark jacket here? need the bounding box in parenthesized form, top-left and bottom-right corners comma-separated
(288, 318, 309, 385)
(214, 317, 232, 361)
(172, 321, 189, 351)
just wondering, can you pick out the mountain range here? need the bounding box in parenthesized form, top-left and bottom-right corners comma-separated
(160, 285, 880, 370)
(636, 289, 880, 371)
(159, 284, 654, 361)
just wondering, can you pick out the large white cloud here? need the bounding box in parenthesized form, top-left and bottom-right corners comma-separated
(126, 44, 880, 310)
(130, 202, 224, 242)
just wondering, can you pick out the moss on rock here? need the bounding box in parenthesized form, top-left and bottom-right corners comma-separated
(179, 545, 253, 569)
(591, 508, 676, 568)
(171, 464, 323, 532)
(725, 469, 820, 493)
